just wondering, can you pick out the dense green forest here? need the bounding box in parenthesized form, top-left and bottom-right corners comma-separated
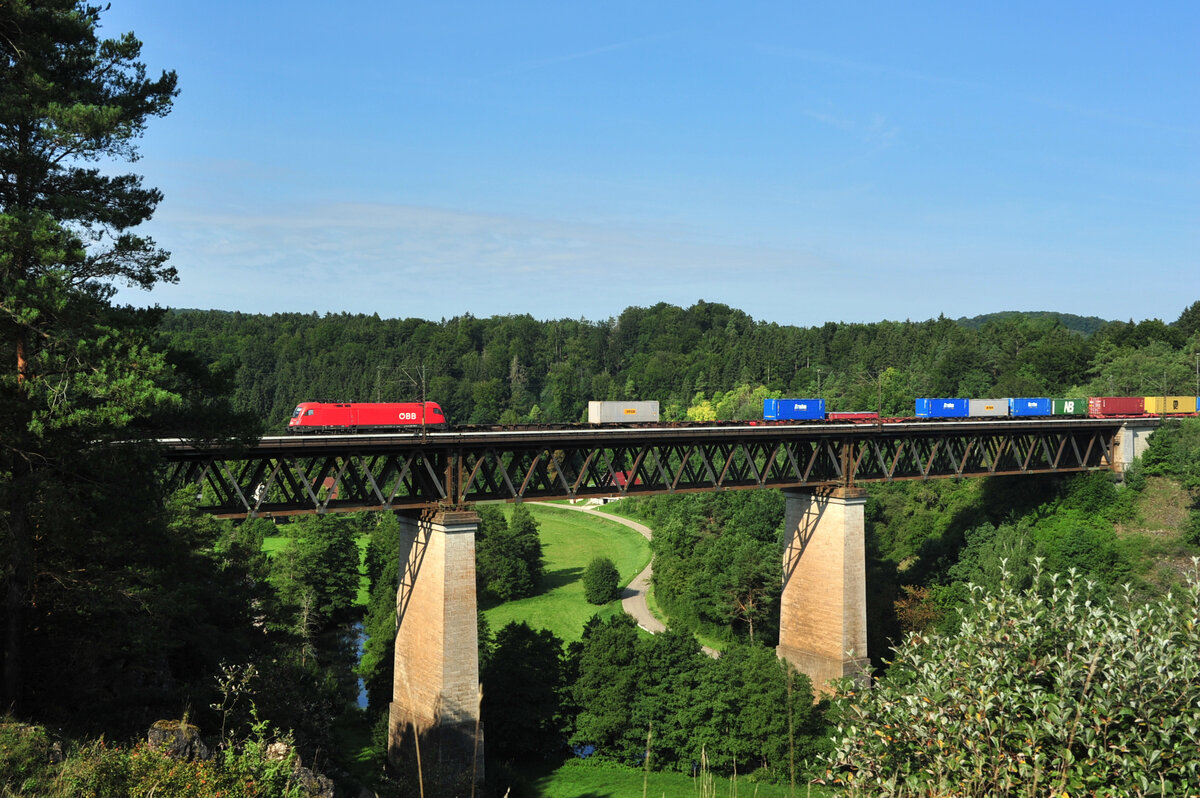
(157, 299, 1200, 431)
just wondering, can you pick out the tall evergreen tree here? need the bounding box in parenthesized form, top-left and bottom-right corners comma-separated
(476, 504, 544, 601)
(1, 0, 179, 710)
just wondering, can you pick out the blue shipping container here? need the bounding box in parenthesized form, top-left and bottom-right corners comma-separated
(764, 398, 826, 420)
(915, 398, 969, 418)
(1009, 397, 1052, 417)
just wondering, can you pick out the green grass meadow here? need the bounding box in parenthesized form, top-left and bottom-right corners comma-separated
(483, 503, 651, 642)
(530, 760, 834, 798)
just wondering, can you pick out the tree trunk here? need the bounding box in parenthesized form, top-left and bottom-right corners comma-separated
(4, 335, 32, 711)
(3, 457, 31, 713)
(15, 332, 27, 385)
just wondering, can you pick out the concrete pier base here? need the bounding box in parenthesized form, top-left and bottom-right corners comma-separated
(777, 487, 870, 693)
(388, 508, 483, 789)
(1113, 419, 1158, 474)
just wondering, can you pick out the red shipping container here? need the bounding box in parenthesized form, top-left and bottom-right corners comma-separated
(1088, 397, 1144, 417)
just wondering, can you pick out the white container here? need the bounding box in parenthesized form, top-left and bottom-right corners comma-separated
(968, 399, 1008, 417)
(587, 401, 660, 423)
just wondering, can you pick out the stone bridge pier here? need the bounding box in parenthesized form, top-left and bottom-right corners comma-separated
(389, 508, 483, 789)
(777, 487, 870, 692)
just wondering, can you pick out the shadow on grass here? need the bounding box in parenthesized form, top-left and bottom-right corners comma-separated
(477, 567, 586, 610)
(540, 566, 584, 591)
(510, 755, 618, 798)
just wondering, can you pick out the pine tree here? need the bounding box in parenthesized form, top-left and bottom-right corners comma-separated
(1, 0, 179, 710)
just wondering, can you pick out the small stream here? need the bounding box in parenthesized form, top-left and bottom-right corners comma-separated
(353, 620, 367, 708)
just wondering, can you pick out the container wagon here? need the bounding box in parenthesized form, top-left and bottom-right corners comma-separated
(587, 401, 660, 424)
(915, 398, 969, 418)
(1088, 397, 1145, 417)
(763, 398, 826, 421)
(1009, 398, 1052, 417)
(1144, 396, 1199, 415)
(1052, 398, 1087, 416)
(968, 399, 1007, 417)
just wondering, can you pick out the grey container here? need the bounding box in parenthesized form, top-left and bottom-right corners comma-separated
(588, 401, 660, 423)
(968, 399, 1008, 417)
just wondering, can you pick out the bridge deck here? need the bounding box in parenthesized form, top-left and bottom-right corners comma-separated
(160, 419, 1126, 518)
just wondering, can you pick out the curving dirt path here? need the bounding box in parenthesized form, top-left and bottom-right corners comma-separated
(551, 502, 718, 657)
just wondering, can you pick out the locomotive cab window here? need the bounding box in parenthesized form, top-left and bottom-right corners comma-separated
(291, 407, 303, 418)
(306, 409, 314, 416)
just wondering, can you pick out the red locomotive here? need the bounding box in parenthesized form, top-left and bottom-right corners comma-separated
(287, 401, 448, 432)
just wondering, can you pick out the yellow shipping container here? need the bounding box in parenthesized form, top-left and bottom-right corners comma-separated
(1143, 396, 1199, 414)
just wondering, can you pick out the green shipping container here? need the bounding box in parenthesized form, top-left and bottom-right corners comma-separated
(1052, 398, 1087, 416)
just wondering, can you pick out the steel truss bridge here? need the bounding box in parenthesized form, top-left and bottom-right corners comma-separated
(160, 419, 1126, 519)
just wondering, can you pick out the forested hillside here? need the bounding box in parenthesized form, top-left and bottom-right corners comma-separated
(148, 300, 1200, 793)
(158, 298, 1200, 656)
(955, 310, 1112, 335)
(158, 300, 1200, 431)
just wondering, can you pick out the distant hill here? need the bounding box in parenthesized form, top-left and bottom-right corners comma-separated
(955, 311, 1113, 336)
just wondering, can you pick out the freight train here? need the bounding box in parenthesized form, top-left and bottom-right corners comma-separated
(764, 396, 1200, 421)
(286, 395, 1200, 433)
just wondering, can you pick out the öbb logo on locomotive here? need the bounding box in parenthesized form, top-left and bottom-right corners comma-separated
(285, 395, 1200, 433)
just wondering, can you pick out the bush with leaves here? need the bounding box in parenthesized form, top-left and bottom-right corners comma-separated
(583, 556, 621, 604)
(825, 560, 1200, 797)
(1140, 417, 1200, 490)
(1, 713, 306, 798)
(1186, 509, 1200, 547)
(0, 719, 58, 795)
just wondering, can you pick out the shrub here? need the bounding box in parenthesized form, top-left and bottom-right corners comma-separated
(0, 720, 58, 795)
(1185, 509, 1200, 547)
(5, 711, 308, 798)
(583, 556, 621, 604)
(824, 559, 1200, 797)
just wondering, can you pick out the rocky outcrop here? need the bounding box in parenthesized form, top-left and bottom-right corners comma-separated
(265, 739, 335, 798)
(147, 720, 333, 797)
(148, 719, 212, 761)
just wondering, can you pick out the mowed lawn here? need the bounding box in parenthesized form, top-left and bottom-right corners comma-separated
(483, 503, 651, 643)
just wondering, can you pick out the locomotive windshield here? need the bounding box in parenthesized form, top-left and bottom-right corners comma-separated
(291, 406, 303, 418)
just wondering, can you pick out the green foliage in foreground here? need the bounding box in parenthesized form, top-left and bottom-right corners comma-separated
(825, 562, 1200, 797)
(0, 714, 306, 798)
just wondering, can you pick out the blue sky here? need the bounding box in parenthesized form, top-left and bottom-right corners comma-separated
(102, 1, 1198, 326)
